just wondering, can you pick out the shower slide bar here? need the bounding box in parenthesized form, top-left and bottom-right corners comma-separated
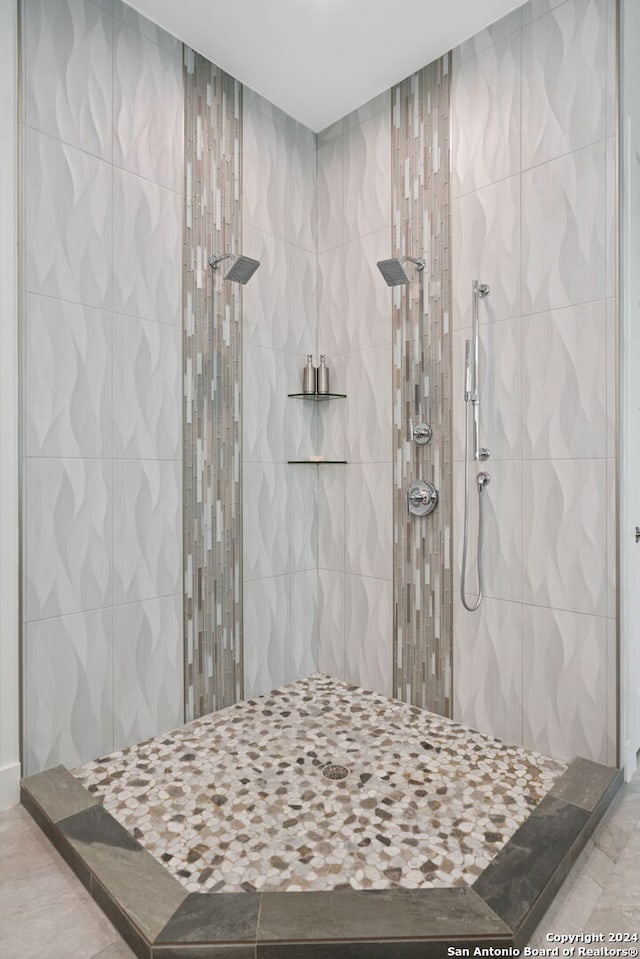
(460, 279, 491, 613)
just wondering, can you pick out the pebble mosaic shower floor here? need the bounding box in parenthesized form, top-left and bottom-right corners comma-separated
(73, 675, 566, 895)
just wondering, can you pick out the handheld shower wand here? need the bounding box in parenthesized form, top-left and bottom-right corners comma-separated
(464, 339, 473, 400)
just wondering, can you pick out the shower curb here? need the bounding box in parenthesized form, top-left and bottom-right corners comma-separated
(21, 758, 622, 959)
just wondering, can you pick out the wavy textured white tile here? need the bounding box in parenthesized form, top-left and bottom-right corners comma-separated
(113, 18, 183, 192)
(243, 576, 289, 698)
(452, 32, 521, 196)
(343, 111, 391, 242)
(453, 597, 523, 745)
(452, 175, 521, 330)
(112, 594, 183, 750)
(112, 459, 182, 604)
(285, 387, 321, 462)
(113, 314, 181, 460)
(344, 347, 392, 463)
(26, 458, 112, 621)
(343, 229, 393, 352)
(454, 460, 523, 604)
(318, 465, 346, 572)
(317, 136, 344, 253)
(522, 301, 607, 459)
(25, 128, 111, 308)
(287, 244, 317, 355)
(522, 458, 607, 615)
(25, 293, 112, 458)
(452, 329, 468, 463)
(286, 114, 317, 150)
(453, 7, 523, 65)
(475, 317, 522, 462)
(243, 463, 289, 581)
(242, 227, 289, 351)
(522, 0, 607, 168)
(24, 608, 113, 775)
(606, 458, 616, 619)
(605, 0, 617, 139)
(606, 298, 616, 459)
(317, 117, 347, 148)
(24, 0, 112, 160)
(243, 86, 290, 133)
(318, 570, 345, 678)
(317, 247, 346, 355)
(344, 574, 392, 696)
(243, 344, 287, 464)
(243, 99, 289, 239)
(111, 0, 182, 58)
(289, 570, 319, 681)
(482, 461, 523, 605)
(345, 463, 392, 581)
(288, 465, 318, 573)
(313, 390, 347, 463)
(606, 135, 616, 299)
(521, 141, 606, 314)
(112, 168, 181, 325)
(288, 133, 317, 252)
(522, 604, 607, 763)
(605, 617, 616, 767)
(522, 0, 571, 24)
(347, 91, 391, 129)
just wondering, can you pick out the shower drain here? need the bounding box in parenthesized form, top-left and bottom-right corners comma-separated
(322, 763, 350, 781)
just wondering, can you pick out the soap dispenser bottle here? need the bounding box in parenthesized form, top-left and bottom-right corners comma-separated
(317, 354, 329, 394)
(302, 354, 316, 394)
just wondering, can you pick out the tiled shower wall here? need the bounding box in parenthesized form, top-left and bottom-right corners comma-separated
(451, 0, 617, 764)
(183, 52, 243, 718)
(241, 91, 319, 697)
(22, 0, 184, 773)
(392, 60, 453, 714)
(316, 94, 394, 696)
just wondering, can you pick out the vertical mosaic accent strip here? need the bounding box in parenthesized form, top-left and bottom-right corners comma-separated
(392, 57, 453, 715)
(183, 49, 243, 720)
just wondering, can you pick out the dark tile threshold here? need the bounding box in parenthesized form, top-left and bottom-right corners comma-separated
(21, 759, 622, 959)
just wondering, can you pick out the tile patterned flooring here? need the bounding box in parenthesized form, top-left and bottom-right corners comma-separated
(2, 740, 638, 957)
(73, 675, 566, 894)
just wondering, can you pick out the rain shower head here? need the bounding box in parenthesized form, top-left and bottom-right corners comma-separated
(376, 256, 425, 287)
(208, 253, 261, 285)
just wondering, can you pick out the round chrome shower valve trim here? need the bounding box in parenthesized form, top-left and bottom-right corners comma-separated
(412, 422, 433, 445)
(407, 480, 439, 517)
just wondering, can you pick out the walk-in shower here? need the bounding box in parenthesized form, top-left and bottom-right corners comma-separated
(460, 279, 491, 612)
(376, 256, 426, 286)
(209, 252, 261, 284)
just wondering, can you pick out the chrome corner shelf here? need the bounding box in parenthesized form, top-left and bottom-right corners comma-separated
(287, 392, 347, 401)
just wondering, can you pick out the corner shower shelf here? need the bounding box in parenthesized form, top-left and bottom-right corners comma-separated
(287, 392, 347, 401)
(287, 393, 347, 463)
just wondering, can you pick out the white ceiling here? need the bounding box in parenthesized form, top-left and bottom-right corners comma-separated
(127, 0, 521, 132)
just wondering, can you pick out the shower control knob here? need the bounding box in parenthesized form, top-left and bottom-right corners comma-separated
(478, 447, 490, 460)
(412, 422, 433, 445)
(407, 480, 439, 517)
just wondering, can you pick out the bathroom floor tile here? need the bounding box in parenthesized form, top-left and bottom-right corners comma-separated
(74, 674, 566, 895)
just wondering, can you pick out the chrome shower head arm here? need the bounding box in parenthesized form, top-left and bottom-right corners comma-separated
(404, 256, 426, 270)
(208, 253, 234, 270)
